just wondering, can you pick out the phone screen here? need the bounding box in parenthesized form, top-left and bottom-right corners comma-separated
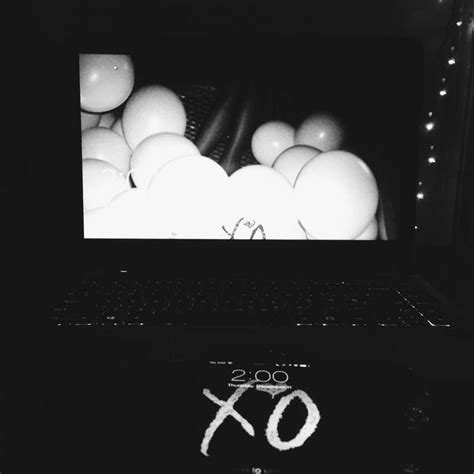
(174, 357, 415, 473)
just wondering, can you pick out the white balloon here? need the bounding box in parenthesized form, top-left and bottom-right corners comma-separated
(122, 85, 186, 150)
(84, 189, 172, 239)
(355, 216, 378, 240)
(251, 121, 295, 167)
(81, 127, 132, 176)
(294, 151, 379, 240)
(82, 159, 129, 212)
(148, 156, 229, 239)
(223, 165, 300, 240)
(79, 54, 134, 113)
(83, 207, 118, 238)
(295, 113, 344, 152)
(273, 145, 322, 186)
(130, 133, 199, 189)
(108, 187, 148, 210)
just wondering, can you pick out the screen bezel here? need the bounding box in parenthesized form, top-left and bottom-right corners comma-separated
(69, 33, 420, 278)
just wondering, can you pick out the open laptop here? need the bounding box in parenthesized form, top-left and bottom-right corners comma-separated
(45, 34, 459, 331)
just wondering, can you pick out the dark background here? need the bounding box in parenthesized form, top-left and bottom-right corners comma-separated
(7, 0, 474, 472)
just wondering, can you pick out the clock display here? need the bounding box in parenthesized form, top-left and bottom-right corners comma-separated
(230, 369, 290, 385)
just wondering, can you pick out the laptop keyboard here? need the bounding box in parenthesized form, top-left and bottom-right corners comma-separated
(51, 278, 451, 328)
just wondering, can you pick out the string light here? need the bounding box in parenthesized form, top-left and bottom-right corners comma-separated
(425, 122, 435, 131)
(417, 1, 466, 237)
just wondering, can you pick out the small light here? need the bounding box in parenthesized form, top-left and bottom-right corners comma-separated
(428, 157, 437, 164)
(425, 122, 435, 131)
(441, 77, 447, 83)
(417, 192, 424, 200)
(450, 45, 455, 52)
(430, 145, 435, 150)
(439, 89, 447, 96)
(456, 21, 463, 26)
(448, 58, 456, 65)
(428, 111, 433, 117)
(414, 226, 418, 230)
(418, 181, 423, 186)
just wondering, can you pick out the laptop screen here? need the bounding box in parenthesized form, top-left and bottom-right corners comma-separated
(80, 38, 422, 243)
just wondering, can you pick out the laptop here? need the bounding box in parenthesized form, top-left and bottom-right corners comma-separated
(41, 34, 460, 331)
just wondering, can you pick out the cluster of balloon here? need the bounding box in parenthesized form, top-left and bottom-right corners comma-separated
(250, 113, 380, 240)
(80, 54, 380, 240)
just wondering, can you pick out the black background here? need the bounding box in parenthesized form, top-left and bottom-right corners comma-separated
(8, 1, 474, 473)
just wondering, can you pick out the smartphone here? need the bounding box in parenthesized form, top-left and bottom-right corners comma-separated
(175, 345, 421, 474)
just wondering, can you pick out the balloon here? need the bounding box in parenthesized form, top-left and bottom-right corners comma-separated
(295, 113, 344, 152)
(355, 217, 378, 240)
(273, 145, 322, 186)
(294, 151, 378, 239)
(81, 127, 132, 176)
(122, 85, 186, 150)
(130, 133, 199, 189)
(82, 158, 129, 212)
(148, 156, 229, 239)
(79, 54, 134, 113)
(251, 121, 295, 167)
(224, 165, 300, 239)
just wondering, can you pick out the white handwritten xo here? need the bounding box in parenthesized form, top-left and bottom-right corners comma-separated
(201, 380, 321, 456)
